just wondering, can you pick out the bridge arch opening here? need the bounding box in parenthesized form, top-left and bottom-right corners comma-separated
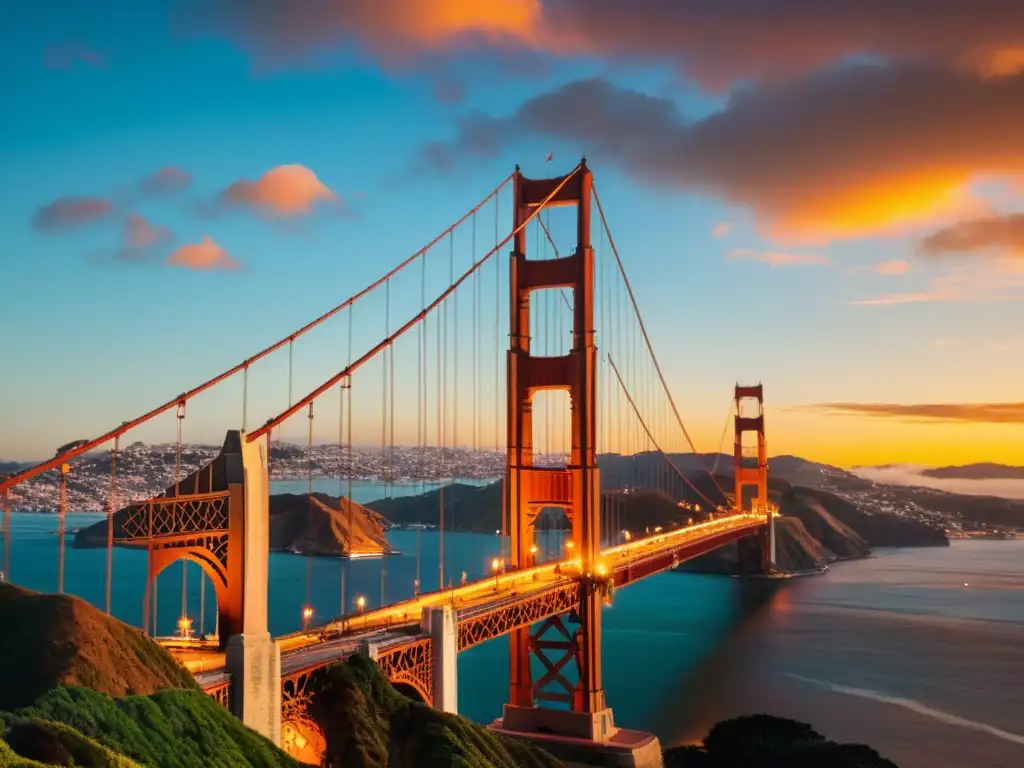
(529, 390, 570, 469)
(148, 549, 226, 641)
(534, 507, 571, 563)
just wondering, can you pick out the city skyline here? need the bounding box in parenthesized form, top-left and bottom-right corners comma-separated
(4, 2, 1024, 467)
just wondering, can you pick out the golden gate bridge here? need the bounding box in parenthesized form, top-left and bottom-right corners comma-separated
(0, 161, 775, 767)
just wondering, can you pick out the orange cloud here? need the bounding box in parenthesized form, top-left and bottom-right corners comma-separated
(167, 236, 241, 271)
(711, 222, 732, 238)
(728, 249, 829, 268)
(420, 67, 1024, 242)
(962, 47, 1024, 79)
(875, 259, 909, 275)
(201, 0, 541, 66)
(33, 196, 112, 231)
(197, 1, 1024, 89)
(223, 164, 338, 216)
(805, 402, 1024, 425)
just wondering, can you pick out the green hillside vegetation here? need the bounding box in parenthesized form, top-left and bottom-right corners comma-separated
(1, 715, 142, 767)
(307, 654, 563, 768)
(0, 583, 197, 712)
(3, 687, 298, 768)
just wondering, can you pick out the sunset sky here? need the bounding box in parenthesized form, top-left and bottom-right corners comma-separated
(3, 1, 1024, 467)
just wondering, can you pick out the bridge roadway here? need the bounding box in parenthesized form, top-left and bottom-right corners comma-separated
(171, 513, 766, 676)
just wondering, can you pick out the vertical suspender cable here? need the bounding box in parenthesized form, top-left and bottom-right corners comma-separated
(176, 403, 186, 628)
(450, 231, 458, 548)
(306, 402, 314, 623)
(437, 300, 445, 590)
(106, 435, 118, 615)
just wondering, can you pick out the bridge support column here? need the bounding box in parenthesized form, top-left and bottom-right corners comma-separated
(224, 431, 281, 744)
(422, 605, 458, 713)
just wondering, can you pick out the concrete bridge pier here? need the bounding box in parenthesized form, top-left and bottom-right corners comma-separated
(423, 605, 458, 713)
(224, 431, 282, 744)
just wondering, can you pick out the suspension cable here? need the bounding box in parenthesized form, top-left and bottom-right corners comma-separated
(450, 229, 458, 541)
(608, 355, 721, 512)
(593, 183, 729, 502)
(105, 435, 118, 615)
(306, 402, 314, 622)
(1, 174, 515, 495)
(711, 397, 736, 477)
(437, 302, 445, 591)
(494, 185, 501, 454)
(176, 403, 186, 626)
(248, 164, 584, 442)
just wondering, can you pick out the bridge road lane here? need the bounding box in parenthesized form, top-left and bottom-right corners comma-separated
(171, 513, 766, 673)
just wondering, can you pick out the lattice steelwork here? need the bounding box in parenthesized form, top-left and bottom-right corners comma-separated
(205, 682, 231, 710)
(457, 582, 582, 651)
(375, 636, 434, 705)
(117, 491, 230, 542)
(530, 614, 583, 708)
(281, 669, 315, 730)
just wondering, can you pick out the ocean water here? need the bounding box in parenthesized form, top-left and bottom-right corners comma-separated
(2, 497, 1022, 768)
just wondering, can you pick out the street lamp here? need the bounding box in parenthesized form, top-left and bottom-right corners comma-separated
(529, 544, 538, 566)
(177, 616, 193, 639)
(491, 557, 501, 588)
(356, 595, 366, 613)
(302, 606, 314, 630)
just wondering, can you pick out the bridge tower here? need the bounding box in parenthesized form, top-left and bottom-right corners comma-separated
(733, 384, 775, 569)
(118, 431, 280, 743)
(501, 161, 613, 740)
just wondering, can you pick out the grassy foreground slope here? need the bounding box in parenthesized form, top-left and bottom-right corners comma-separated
(3, 687, 297, 768)
(308, 654, 564, 768)
(0, 583, 197, 711)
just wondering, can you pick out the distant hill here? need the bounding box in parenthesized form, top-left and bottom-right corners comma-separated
(370, 469, 947, 577)
(269, 493, 396, 556)
(366, 481, 707, 535)
(922, 463, 1024, 480)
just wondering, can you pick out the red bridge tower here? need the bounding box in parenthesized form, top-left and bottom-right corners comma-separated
(734, 384, 775, 569)
(501, 160, 614, 740)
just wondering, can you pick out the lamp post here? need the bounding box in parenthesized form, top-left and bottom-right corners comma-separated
(491, 557, 500, 589)
(302, 605, 314, 631)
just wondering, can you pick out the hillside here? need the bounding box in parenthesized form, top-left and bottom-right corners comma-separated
(678, 516, 838, 576)
(269, 493, 395, 556)
(306, 654, 563, 768)
(367, 482, 702, 535)
(922, 463, 1024, 480)
(0, 583, 197, 712)
(782, 485, 949, 548)
(2, 687, 296, 768)
(371, 473, 946, 575)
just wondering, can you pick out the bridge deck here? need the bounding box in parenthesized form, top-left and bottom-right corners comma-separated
(172, 513, 765, 677)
